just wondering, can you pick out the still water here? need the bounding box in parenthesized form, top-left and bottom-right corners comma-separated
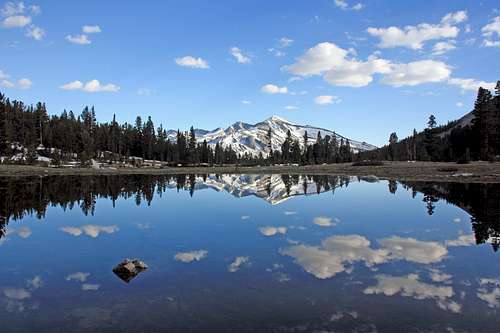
(0, 174, 499, 332)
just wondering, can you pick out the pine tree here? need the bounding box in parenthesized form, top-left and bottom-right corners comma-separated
(267, 127, 273, 164)
(427, 115, 436, 129)
(424, 115, 439, 161)
(0, 94, 6, 157)
(388, 132, 398, 161)
(188, 126, 197, 164)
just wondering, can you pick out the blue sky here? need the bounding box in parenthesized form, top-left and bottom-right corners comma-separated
(1, 0, 499, 146)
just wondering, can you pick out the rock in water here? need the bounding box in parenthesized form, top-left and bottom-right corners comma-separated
(112, 259, 148, 283)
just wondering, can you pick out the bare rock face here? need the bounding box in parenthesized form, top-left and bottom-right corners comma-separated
(112, 259, 148, 283)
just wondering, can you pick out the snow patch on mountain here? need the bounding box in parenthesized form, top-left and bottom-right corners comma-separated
(166, 116, 376, 156)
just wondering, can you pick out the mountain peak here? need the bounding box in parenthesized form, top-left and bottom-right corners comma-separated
(266, 115, 292, 124)
(166, 116, 376, 156)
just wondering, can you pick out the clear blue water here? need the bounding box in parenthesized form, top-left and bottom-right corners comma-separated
(0, 174, 499, 332)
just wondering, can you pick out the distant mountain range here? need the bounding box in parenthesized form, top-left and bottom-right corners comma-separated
(166, 116, 377, 157)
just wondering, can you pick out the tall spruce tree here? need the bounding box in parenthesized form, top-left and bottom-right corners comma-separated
(0, 94, 6, 157)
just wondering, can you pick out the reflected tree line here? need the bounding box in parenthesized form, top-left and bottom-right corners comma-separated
(1, 175, 499, 251)
(394, 181, 500, 252)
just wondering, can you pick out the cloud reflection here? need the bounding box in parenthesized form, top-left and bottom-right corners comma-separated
(60, 225, 119, 238)
(228, 256, 250, 272)
(259, 226, 287, 236)
(282, 235, 452, 279)
(174, 250, 208, 263)
(364, 274, 461, 313)
(66, 272, 90, 282)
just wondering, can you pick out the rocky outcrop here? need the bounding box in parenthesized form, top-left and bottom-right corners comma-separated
(112, 259, 148, 283)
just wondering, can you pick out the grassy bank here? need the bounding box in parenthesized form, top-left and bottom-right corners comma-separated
(1, 161, 500, 183)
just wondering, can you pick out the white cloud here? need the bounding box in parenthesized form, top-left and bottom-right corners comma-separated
(284, 211, 297, 215)
(83, 79, 120, 92)
(3, 288, 31, 300)
(477, 279, 500, 308)
(16, 226, 31, 238)
(82, 25, 101, 33)
(314, 95, 341, 105)
(284, 105, 298, 110)
(456, 102, 463, 107)
(59, 79, 120, 93)
(380, 60, 451, 87)
(441, 10, 468, 25)
(282, 234, 456, 280)
(447, 78, 496, 92)
(25, 25, 44, 40)
(428, 269, 452, 283)
(352, 3, 363, 11)
(2, 15, 31, 28)
(241, 215, 250, 220)
(261, 84, 288, 94)
(66, 34, 91, 45)
(27, 276, 43, 290)
(287, 42, 349, 76)
(81, 225, 118, 238)
(241, 100, 252, 105)
(378, 236, 448, 264)
(66, 272, 90, 282)
(229, 47, 251, 64)
(367, 11, 466, 49)
(334, 0, 363, 11)
(81, 283, 99, 291)
(228, 256, 250, 272)
(432, 40, 456, 55)
(445, 234, 475, 247)
(174, 250, 208, 263)
(483, 39, 500, 47)
(282, 235, 389, 279)
(278, 37, 294, 48)
(1, 79, 15, 88)
(0, 73, 32, 90)
(175, 56, 209, 69)
(1, 2, 25, 16)
(29, 5, 40, 15)
(60, 226, 82, 236)
(286, 42, 393, 87)
(313, 216, 336, 227)
(268, 48, 286, 57)
(260, 226, 287, 236)
(334, 0, 349, 10)
(17, 78, 31, 89)
(59, 80, 83, 90)
(364, 274, 460, 313)
(60, 224, 119, 237)
(482, 16, 500, 37)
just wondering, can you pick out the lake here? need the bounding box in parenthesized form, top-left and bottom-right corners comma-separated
(0, 174, 499, 332)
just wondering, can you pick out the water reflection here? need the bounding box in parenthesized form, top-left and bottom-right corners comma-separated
(1, 174, 500, 332)
(1, 174, 499, 252)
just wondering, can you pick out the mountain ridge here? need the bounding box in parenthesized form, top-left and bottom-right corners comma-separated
(166, 115, 377, 157)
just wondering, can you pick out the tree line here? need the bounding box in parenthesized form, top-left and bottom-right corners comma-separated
(360, 81, 500, 162)
(0, 91, 354, 166)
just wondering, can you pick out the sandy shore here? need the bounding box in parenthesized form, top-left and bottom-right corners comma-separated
(1, 161, 500, 183)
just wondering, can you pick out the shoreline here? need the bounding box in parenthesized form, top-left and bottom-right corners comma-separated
(1, 161, 500, 183)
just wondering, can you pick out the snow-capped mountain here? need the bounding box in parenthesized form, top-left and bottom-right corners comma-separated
(167, 174, 356, 205)
(166, 115, 376, 156)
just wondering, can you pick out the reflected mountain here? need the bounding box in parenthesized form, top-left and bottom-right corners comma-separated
(1, 174, 499, 252)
